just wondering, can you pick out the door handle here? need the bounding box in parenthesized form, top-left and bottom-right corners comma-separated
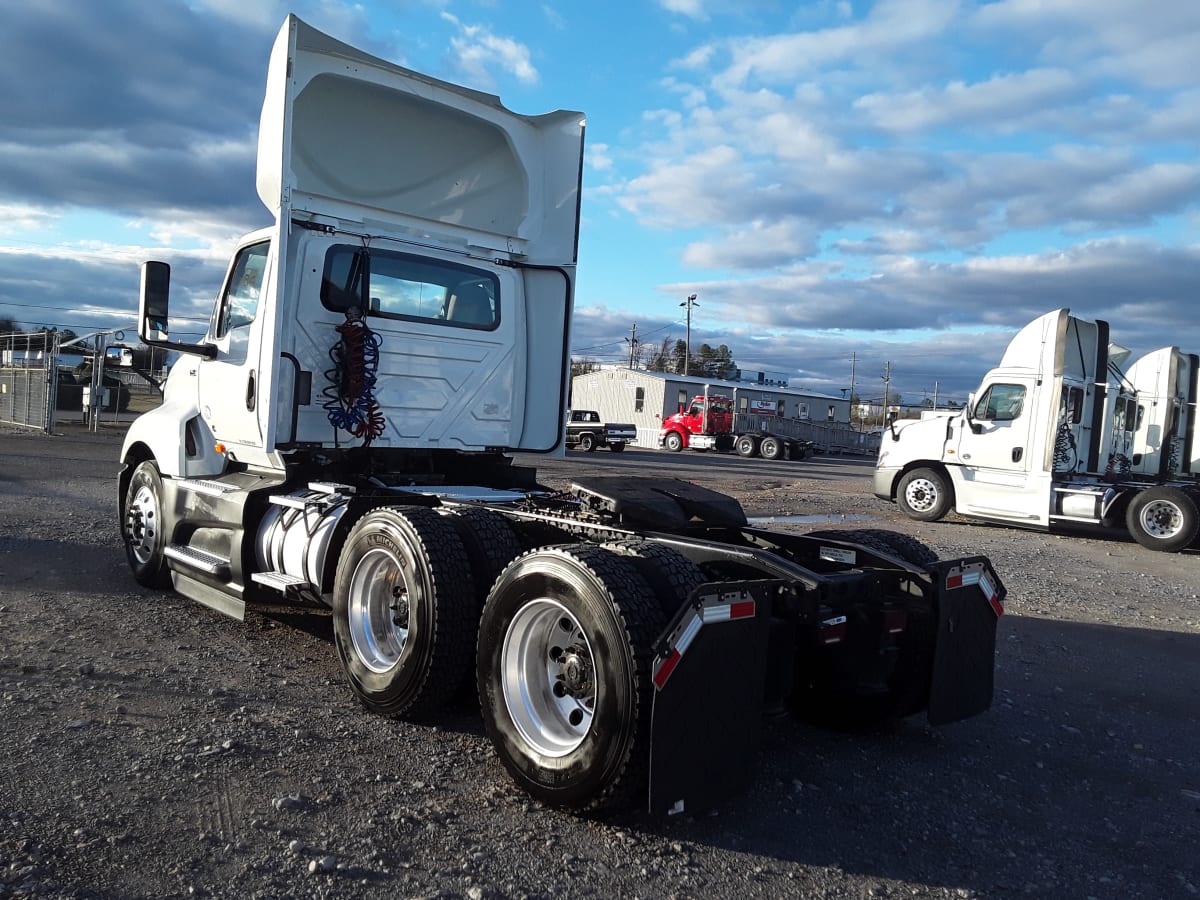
(246, 369, 256, 411)
(1012, 447, 1023, 463)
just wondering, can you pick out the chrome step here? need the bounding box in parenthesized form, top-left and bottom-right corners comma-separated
(164, 544, 231, 578)
(177, 479, 239, 497)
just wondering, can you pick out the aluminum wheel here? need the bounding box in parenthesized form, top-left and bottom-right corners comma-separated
(125, 482, 160, 566)
(347, 547, 410, 674)
(502, 598, 596, 758)
(897, 467, 951, 521)
(1134, 498, 1185, 540)
(903, 477, 939, 512)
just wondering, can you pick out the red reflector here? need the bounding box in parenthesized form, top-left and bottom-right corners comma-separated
(729, 600, 755, 619)
(988, 594, 1004, 618)
(653, 648, 682, 689)
(946, 574, 963, 589)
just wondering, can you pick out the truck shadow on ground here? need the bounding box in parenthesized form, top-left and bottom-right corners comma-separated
(624, 613, 1200, 898)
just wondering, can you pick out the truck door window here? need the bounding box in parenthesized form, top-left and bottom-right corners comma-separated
(321, 244, 499, 330)
(216, 241, 269, 338)
(975, 383, 1026, 422)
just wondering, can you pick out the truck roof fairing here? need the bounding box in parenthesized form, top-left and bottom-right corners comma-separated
(257, 15, 585, 264)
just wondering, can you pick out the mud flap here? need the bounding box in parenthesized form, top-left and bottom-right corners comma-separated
(648, 581, 774, 816)
(926, 557, 1005, 725)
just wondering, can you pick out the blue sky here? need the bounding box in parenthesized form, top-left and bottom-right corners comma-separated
(0, 0, 1197, 404)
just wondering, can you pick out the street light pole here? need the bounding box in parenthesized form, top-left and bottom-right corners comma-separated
(679, 293, 698, 376)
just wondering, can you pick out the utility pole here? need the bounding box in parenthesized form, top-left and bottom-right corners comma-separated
(882, 361, 892, 426)
(625, 323, 639, 369)
(849, 351, 857, 428)
(679, 294, 698, 376)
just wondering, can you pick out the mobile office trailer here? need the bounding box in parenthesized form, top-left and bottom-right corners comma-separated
(874, 308, 1200, 552)
(119, 15, 1005, 815)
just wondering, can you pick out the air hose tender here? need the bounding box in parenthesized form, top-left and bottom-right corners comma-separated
(323, 307, 385, 444)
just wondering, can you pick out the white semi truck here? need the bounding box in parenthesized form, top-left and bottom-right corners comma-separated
(120, 15, 1006, 814)
(1122, 346, 1198, 480)
(874, 308, 1200, 552)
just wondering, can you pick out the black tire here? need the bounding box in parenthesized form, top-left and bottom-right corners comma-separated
(333, 506, 475, 719)
(580, 433, 596, 452)
(477, 545, 666, 811)
(663, 431, 684, 452)
(735, 435, 759, 458)
(786, 442, 807, 461)
(896, 467, 952, 522)
(1125, 486, 1199, 552)
(602, 539, 706, 617)
(608, 441, 626, 453)
(440, 506, 523, 604)
(122, 459, 172, 588)
(759, 437, 783, 460)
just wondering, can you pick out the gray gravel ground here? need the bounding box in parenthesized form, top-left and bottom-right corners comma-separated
(1, 425, 1197, 899)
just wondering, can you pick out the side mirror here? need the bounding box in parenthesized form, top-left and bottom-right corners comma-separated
(137, 259, 217, 359)
(140, 261, 171, 342)
(963, 391, 983, 433)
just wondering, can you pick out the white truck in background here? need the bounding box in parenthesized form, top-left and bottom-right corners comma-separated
(119, 15, 1007, 815)
(1122, 346, 1198, 480)
(874, 308, 1200, 552)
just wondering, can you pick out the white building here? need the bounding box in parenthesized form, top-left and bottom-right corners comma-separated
(571, 367, 851, 448)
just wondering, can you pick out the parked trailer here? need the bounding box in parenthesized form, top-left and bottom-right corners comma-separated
(875, 308, 1200, 552)
(119, 15, 1006, 814)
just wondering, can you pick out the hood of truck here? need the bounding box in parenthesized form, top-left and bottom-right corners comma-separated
(257, 16, 585, 263)
(877, 414, 956, 467)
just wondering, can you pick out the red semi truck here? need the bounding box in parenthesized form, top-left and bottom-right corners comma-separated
(659, 393, 814, 460)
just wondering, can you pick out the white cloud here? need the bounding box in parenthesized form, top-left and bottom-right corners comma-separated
(855, 69, 1081, 133)
(0, 204, 59, 237)
(441, 12, 539, 87)
(658, 0, 708, 21)
(714, 0, 960, 88)
(682, 219, 820, 269)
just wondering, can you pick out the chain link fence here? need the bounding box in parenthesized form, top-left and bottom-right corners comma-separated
(0, 331, 59, 432)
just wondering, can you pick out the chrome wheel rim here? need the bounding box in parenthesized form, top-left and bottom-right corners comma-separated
(126, 482, 159, 565)
(1139, 499, 1183, 539)
(348, 548, 409, 673)
(502, 598, 596, 758)
(904, 477, 939, 513)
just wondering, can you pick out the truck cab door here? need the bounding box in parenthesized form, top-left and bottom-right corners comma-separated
(195, 240, 272, 458)
(952, 378, 1043, 522)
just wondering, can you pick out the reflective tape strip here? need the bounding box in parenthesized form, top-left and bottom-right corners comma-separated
(653, 597, 757, 690)
(701, 599, 755, 623)
(653, 648, 682, 690)
(947, 567, 1004, 617)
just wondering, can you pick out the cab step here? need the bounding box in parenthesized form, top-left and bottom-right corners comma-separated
(251, 571, 323, 605)
(164, 545, 231, 578)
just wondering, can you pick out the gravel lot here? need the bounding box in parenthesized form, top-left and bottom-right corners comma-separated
(1, 424, 1197, 899)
